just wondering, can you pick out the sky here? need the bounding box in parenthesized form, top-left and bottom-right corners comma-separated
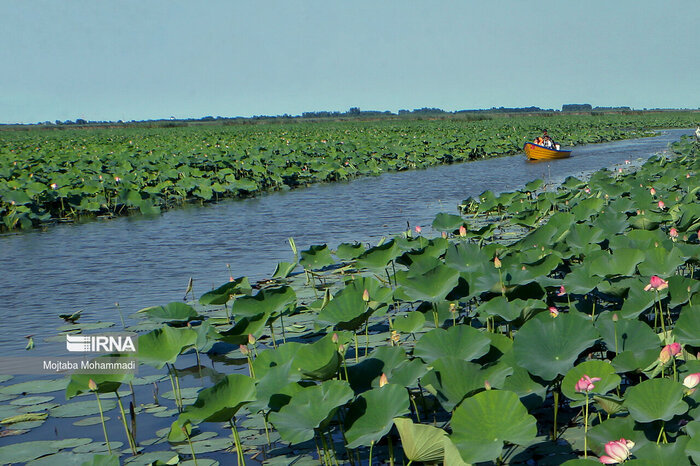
(1, 0, 699, 124)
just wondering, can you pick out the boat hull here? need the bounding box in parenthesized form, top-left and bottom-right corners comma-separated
(524, 142, 572, 160)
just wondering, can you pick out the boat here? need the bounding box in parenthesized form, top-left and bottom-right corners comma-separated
(523, 142, 572, 161)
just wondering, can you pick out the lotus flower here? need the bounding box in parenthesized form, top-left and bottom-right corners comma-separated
(362, 289, 370, 302)
(659, 343, 681, 363)
(549, 307, 559, 318)
(459, 225, 467, 237)
(557, 285, 566, 296)
(683, 373, 700, 389)
(599, 438, 634, 464)
(644, 275, 668, 291)
(415, 225, 422, 234)
(669, 227, 678, 239)
(658, 200, 665, 210)
(575, 374, 601, 393)
(50, 183, 57, 189)
(379, 373, 388, 387)
(239, 344, 250, 356)
(650, 187, 656, 196)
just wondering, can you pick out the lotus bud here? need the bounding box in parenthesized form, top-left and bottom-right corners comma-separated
(459, 225, 467, 237)
(618, 168, 623, 173)
(549, 307, 559, 318)
(584, 187, 590, 193)
(625, 160, 630, 164)
(390, 331, 400, 344)
(669, 227, 678, 239)
(248, 334, 256, 345)
(683, 373, 700, 390)
(658, 200, 665, 210)
(415, 225, 422, 234)
(557, 285, 566, 296)
(599, 438, 632, 464)
(650, 187, 656, 196)
(669, 342, 682, 356)
(644, 275, 668, 291)
(338, 344, 345, 353)
(659, 346, 672, 363)
(441, 231, 447, 239)
(493, 256, 502, 269)
(521, 266, 526, 271)
(239, 344, 250, 356)
(449, 303, 457, 313)
(687, 173, 691, 178)
(379, 373, 389, 387)
(331, 332, 339, 344)
(484, 380, 492, 390)
(612, 313, 618, 322)
(574, 374, 601, 393)
(229, 276, 234, 282)
(88, 379, 98, 391)
(362, 289, 370, 302)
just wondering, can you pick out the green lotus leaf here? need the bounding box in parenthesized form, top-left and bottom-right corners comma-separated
(271, 261, 297, 279)
(476, 295, 522, 321)
(422, 357, 513, 412)
(138, 302, 200, 323)
(444, 242, 493, 273)
(588, 415, 648, 457)
(354, 239, 401, 272)
(299, 244, 334, 270)
(673, 304, 700, 346)
(431, 212, 465, 232)
(513, 312, 599, 381)
(595, 209, 630, 235)
(624, 378, 688, 423)
(502, 366, 547, 409)
(232, 286, 296, 318)
(612, 348, 660, 373)
(178, 374, 255, 424)
(316, 276, 391, 330)
(637, 246, 685, 277)
(685, 433, 700, 465)
(595, 312, 659, 354)
(51, 399, 117, 418)
(199, 277, 252, 305)
(137, 325, 197, 369)
(395, 263, 460, 303)
(347, 345, 407, 392)
(561, 360, 621, 403)
(292, 334, 340, 381)
(450, 390, 537, 464)
(245, 360, 301, 413)
(413, 325, 491, 364)
(392, 311, 425, 334)
(394, 417, 447, 463)
(344, 383, 410, 448)
(217, 311, 270, 345)
(571, 197, 606, 221)
(589, 248, 645, 278)
(0, 378, 68, 395)
(268, 379, 353, 445)
(618, 282, 657, 318)
(65, 356, 135, 399)
(335, 242, 365, 261)
(632, 435, 690, 465)
(668, 276, 700, 308)
(252, 342, 303, 379)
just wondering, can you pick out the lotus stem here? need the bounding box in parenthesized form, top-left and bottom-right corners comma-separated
(388, 434, 395, 466)
(93, 391, 112, 454)
(318, 428, 331, 465)
(584, 393, 589, 458)
(432, 302, 439, 328)
(268, 323, 278, 348)
(261, 412, 271, 446)
(325, 430, 339, 466)
(224, 302, 231, 324)
(230, 417, 246, 465)
(116, 393, 137, 455)
(552, 388, 559, 441)
(354, 331, 359, 362)
(613, 320, 618, 355)
(656, 421, 666, 445)
(313, 433, 324, 465)
(183, 425, 199, 466)
(408, 389, 421, 423)
(369, 440, 374, 466)
(166, 364, 182, 411)
(365, 320, 370, 355)
(280, 314, 287, 344)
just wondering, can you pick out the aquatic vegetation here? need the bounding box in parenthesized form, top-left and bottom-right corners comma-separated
(1, 113, 698, 231)
(1, 134, 699, 463)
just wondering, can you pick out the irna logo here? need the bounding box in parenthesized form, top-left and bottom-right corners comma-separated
(66, 334, 137, 353)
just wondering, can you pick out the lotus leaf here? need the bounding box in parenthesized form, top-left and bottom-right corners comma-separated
(291, 333, 341, 380)
(344, 383, 410, 448)
(232, 286, 296, 318)
(561, 360, 621, 403)
(137, 325, 197, 369)
(393, 417, 447, 464)
(178, 374, 255, 424)
(198, 277, 252, 305)
(413, 325, 490, 364)
(299, 244, 334, 270)
(624, 378, 688, 423)
(450, 389, 537, 464)
(316, 276, 391, 330)
(673, 304, 700, 346)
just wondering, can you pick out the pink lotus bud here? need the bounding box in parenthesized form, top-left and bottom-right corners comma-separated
(618, 168, 623, 173)
(248, 334, 256, 345)
(362, 289, 370, 302)
(687, 173, 691, 178)
(459, 225, 467, 237)
(338, 344, 345, 353)
(331, 332, 339, 344)
(390, 330, 400, 343)
(441, 231, 447, 239)
(88, 379, 98, 391)
(484, 380, 492, 390)
(669, 342, 682, 356)
(549, 307, 559, 318)
(557, 285, 566, 296)
(644, 275, 668, 291)
(659, 343, 680, 363)
(379, 373, 388, 387)
(599, 438, 633, 464)
(239, 344, 250, 356)
(650, 187, 656, 196)
(658, 200, 665, 210)
(612, 313, 619, 322)
(415, 225, 422, 234)
(114, 176, 121, 183)
(584, 187, 590, 193)
(683, 373, 700, 389)
(669, 227, 678, 238)
(493, 256, 502, 269)
(574, 374, 601, 393)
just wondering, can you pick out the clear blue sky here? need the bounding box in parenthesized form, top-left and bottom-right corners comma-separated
(1, 1, 698, 124)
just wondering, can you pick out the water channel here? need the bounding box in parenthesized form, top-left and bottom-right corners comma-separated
(0, 129, 692, 358)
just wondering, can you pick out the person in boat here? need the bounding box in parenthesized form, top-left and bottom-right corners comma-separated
(695, 126, 700, 141)
(533, 136, 544, 145)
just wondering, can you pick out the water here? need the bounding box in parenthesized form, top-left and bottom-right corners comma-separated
(0, 129, 691, 357)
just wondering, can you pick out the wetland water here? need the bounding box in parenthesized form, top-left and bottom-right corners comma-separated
(0, 129, 691, 358)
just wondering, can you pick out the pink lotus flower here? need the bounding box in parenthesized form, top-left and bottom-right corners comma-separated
(658, 200, 665, 210)
(114, 176, 121, 182)
(683, 373, 700, 389)
(650, 187, 656, 196)
(599, 438, 634, 464)
(625, 160, 630, 165)
(669, 227, 678, 238)
(575, 374, 601, 393)
(415, 225, 422, 234)
(549, 306, 559, 318)
(644, 275, 668, 291)
(659, 343, 682, 363)
(557, 285, 566, 296)
(459, 225, 467, 237)
(584, 187, 591, 194)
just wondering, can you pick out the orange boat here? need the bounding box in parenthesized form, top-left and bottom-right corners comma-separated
(523, 142, 572, 161)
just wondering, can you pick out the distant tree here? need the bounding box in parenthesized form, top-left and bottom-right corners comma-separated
(348, 107, 361, 115)
(562, 104, 592, 112)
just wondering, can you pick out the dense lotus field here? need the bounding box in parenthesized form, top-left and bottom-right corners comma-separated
(1, 135, 699, 464)
(1, 112, 698, 230)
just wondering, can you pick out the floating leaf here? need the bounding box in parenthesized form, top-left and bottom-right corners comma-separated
(344, 383, 410, 448)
